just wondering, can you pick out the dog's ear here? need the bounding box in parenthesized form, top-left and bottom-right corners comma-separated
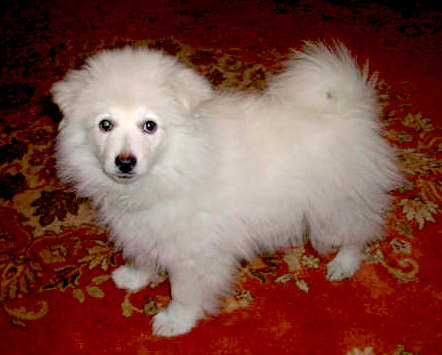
(171, 67, 213, 112)
(51, 69, 89, 118)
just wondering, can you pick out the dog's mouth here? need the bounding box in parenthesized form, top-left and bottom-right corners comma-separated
(112, 173, 138, 183)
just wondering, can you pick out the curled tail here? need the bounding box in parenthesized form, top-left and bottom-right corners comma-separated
(269, 41, 379, 120)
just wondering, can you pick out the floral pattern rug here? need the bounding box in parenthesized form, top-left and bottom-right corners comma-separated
(1, 1, 441, 354)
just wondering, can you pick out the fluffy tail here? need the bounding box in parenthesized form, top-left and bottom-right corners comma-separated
(269, 42, 379, 120)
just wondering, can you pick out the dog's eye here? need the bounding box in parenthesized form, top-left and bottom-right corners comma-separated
(143, 120, 157, 134)
(99, 119, 113, 132)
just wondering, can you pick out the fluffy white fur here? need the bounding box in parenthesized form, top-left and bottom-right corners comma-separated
(52, 43, 401, 337)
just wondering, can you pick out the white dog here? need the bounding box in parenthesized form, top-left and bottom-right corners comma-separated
(52, 42, 401, 336)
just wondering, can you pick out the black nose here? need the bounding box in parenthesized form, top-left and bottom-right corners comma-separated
(115, 154, 137, 173)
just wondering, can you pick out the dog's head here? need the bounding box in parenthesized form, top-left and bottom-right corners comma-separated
(52, 47, 212, 184)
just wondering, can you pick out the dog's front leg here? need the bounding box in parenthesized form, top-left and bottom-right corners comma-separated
(112, 263, 159, 291)
(152, 256, 235, 337)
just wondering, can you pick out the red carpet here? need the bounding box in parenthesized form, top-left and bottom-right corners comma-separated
(1, 1, 441, 354)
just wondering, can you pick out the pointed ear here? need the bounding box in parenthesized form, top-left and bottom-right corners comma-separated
(51, 69, 89, 116)
(171, 67, 213, 111)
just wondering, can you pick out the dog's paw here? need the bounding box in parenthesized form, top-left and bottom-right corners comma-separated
(152, 302, 201, 337)
(327, 247, 362, 281)
(112, 265, 156, 291)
